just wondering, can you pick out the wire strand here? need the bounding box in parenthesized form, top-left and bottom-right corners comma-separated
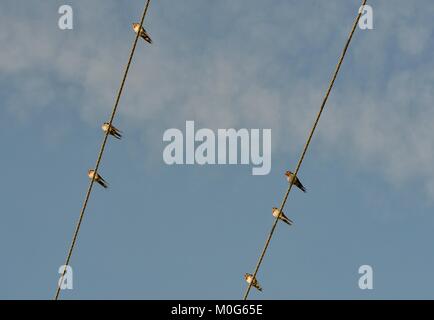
(243, 0, 367, 300)
(54, 0, 152, 300)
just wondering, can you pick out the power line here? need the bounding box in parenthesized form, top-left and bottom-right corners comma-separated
(54, 0, 152, 300)
(243, 0, 367, 300)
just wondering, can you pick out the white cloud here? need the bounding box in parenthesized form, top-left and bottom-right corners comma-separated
(1, 0, 434, 198)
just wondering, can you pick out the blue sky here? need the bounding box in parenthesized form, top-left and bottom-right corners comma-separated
(1, 0, 434, 299)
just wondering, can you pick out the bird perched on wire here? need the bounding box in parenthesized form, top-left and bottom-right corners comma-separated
(102, 122, 122, 140)
(132, 23, 152, 44)
(284, 171, 306, 192)
(88, 170, 108, 189)
(272, 207, 293, 226)
(244, 273, 262, 292)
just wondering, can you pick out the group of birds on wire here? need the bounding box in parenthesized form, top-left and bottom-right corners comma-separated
(86, 24, 152, 189)
(55, 1, 154, 299)
(244, 171, 306, 292)
(57, 0, 365, 299)
(84, 19, 308, 295)
(242, 0, 366, 297)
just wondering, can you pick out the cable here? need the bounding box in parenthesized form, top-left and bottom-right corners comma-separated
(243, 0, 368, 300)
(54, 0, 152, 300)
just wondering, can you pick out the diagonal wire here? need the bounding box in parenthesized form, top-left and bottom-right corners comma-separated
(54, 0, 152, 300)
(243, 0, 367, 300)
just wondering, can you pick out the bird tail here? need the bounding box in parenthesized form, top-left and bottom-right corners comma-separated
(97, 179, 108, 189)
(283, 217, 293, 226)
(141, 33, 152, 44)
(298, 182, 307, 193)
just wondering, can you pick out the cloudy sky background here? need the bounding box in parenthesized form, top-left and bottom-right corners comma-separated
(1, 0, 434, 299)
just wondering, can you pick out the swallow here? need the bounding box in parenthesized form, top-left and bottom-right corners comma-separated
(284, 171, 306, 192)
(272, 207, 293, 226)
(102, 122, 122, 140)
(244, 273, 262, 292)
(132, 23, 152, 44)
(88, 169, 108, 188)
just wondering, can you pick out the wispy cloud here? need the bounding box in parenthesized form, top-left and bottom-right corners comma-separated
(1, 0, 434, 197)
